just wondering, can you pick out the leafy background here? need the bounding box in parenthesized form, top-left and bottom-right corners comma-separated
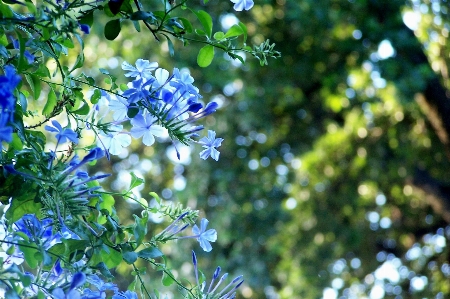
(77, 0, 450, 298)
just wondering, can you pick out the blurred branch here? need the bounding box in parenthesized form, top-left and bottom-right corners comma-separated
(410, 167, 450, 223)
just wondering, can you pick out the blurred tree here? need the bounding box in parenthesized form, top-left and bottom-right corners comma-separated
(84, 0, 450, 298)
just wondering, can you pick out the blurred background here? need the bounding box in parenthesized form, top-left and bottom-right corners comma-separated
(84, 0, 450, 298)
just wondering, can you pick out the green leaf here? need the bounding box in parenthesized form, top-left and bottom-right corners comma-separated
(213, 31, 225, 40)
(192, 10, 213, 37)
(6, 197, 42, 223)
(48, 239, 89, 256)
(178, 18, 193, 33)
(90, 89, 101, 104)
(104, 19, 122, 40)
(0, 2, 14, 18)
(33, 64, 50, 78)
(132, 20, 141, 32)
(166, 36, 174, 57)
(70, 53, 85, 73)
(130, 11, 155, 21)
(21, 273, 32, 287)
(123, 251, 138, 264)
(11, 133, 23, 150)
(133, 214, 148, 247)
(18, 244, 39, 269)
(99, 193, 115, 214)
(137, 247, 163, 259)
(161, 270, 175, 286)
(42, 87, 57, 116)
(197, 45, 214, 67)
(25, 74, 42, 100)
(71, 102, 90, 115)
(130, 172, 144, 190)
(222, 24, 244, 39)
(238, 22, 247, 42)
(79, 11, 94, 26)
(94, 262, 115, 279)
(100, 247, 122, 268)
(149, 192, 161, 204)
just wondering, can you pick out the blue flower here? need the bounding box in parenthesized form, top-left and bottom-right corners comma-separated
(130, 113, 166, 146)
(192, 251, 244, 299)
(198, 130, 224, 161)
(122, 78, 153, 104)
(230, 0, 254, 11)
(79, 23, 90, 34)
(0, 65, 21, 111)
(45, 120, 79, 144)
(122, 59, 158, 80)
(192, 218, 217, 252)
(0, 114, 13, 148)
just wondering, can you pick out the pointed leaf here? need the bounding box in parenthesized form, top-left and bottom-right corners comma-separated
(192, 10, 212, 37)
(104, 19, 122, 40)
(197, 45, 214, 67)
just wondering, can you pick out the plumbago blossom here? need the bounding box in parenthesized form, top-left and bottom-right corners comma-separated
(0, 0, 270, 297)
(93, 59, 223, 160)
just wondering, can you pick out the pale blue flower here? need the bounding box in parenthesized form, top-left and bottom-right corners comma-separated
(122, 78, 152, 104)
(98, 125, 131, 155)
(192, 251, 244, 299)
(198, 130, 224, 161)
(122, 59, 158, 80)
(45, 120, 79, 144)
(230, 0, 254, 11)
(130, 113, 166, 146)
(192, 218, 217, 252)
(109, 96, 130, 121)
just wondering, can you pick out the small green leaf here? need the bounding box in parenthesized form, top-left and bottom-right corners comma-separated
(99, 194, 115, 214)
(130, 11, 154, 21)
(70, 53, 85, 73)
(33, 64, 50, 78)
(222, 24, 244, 39)
(21, 273, 32, 287)
(130, 172, 144, 190)
(166, 36, 174, 57)
(133, 214, 148, 247)
(161, 270, 175, 286)
(104, 19, 122, 40)
(123, 251, 138, 264)
(194, 29, 206, 36)
(79, 11, 94, 26)
(25, 74, 42, 100)
(197, 45, 214, 67)
(238, 22, 248, 42)
(100, 248, 122, 269)
(11, 133, 23, 150)
(178, 18, 193, 33)
(19, 245, 39, 269)
(71, 102, 90, 115)
(42, 88, 57, 116)
(132, 20, 141, 32)
(149, 192, 161, 204)
(192, 10, 213, 37)
(213, 31, 225, 40)
(137, 247, 163, 259)
(90, 89, 101, 104)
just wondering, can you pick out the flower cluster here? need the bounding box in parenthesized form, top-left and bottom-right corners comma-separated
(0, 65, 21, 148)
(192, 251, 244, 299)
(92, 59, 223, 160)
(0, 0, 261, 296)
